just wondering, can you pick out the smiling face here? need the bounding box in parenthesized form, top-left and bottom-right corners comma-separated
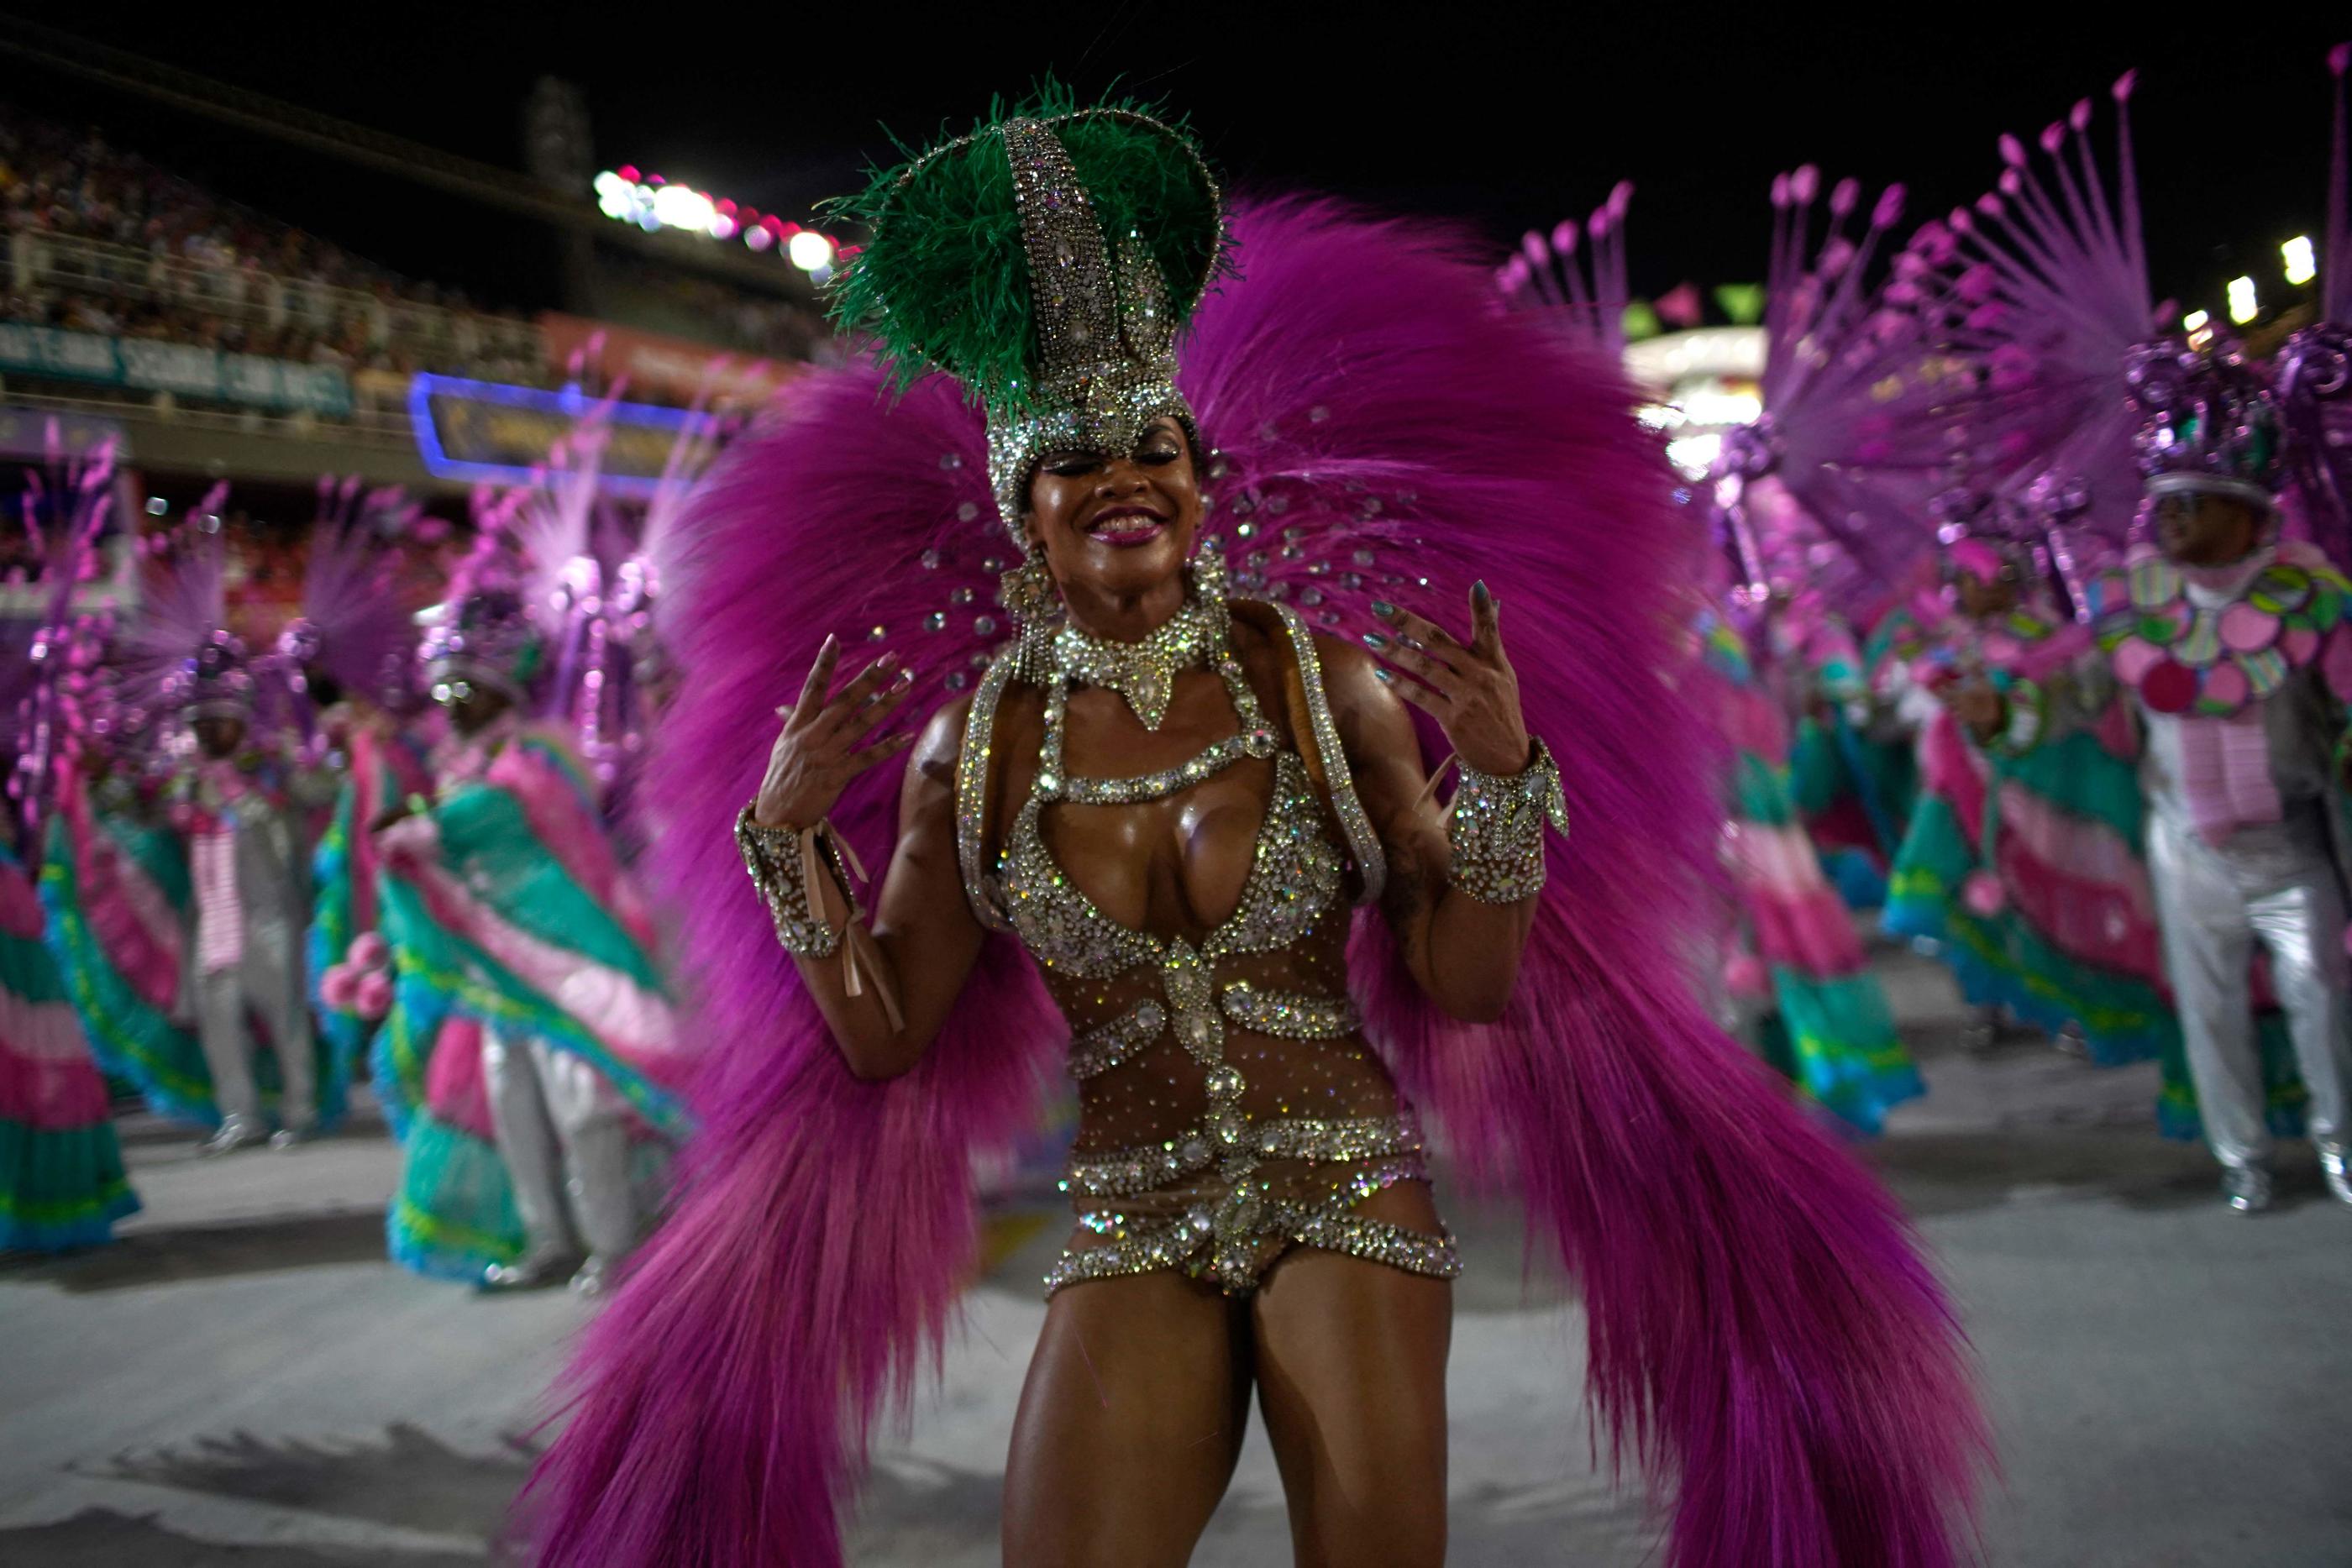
(1021, 417, 1203, 611)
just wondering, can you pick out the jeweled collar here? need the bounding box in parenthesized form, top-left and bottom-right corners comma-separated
(2087, 543, 2350, 716)
(1046, 559, 1229, 731)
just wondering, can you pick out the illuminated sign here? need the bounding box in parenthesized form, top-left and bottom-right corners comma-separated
(408, 375, 710, 496)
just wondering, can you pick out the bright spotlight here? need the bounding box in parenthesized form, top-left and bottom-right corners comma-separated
(593, 170, 636, 220)
(2282, 235, 2317, 287)
(787, 229, 835, 271)
(2225, 275, 2258, 325)
(650, 184, 716, 233)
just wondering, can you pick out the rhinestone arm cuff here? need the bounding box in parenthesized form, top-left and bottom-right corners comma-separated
(735, 805, 908, 1032)
(735, 805, 850, 957)
(1446, 738, 1569, 905)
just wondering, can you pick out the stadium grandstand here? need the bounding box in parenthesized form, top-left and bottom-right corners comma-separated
(0, 60, 820, 513)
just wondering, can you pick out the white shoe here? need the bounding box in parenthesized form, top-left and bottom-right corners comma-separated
(480, 1249, 573, 1293)
(570, 1256, 613, 1298)
(198, 1115, 267, 1156)
(269, 1127, 315, 1151)
(2319, 1144, 2352, 1208)
(2223, 1164, 2274, 1214)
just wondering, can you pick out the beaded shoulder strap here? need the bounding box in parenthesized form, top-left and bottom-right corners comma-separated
(953, 648, 1021, 931)
(1236, 600, 1388, 905)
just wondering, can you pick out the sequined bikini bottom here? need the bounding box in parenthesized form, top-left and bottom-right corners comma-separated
(1042, 1112, 1462, 1298)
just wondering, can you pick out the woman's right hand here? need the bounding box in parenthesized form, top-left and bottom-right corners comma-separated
(753, 633, 920, 830)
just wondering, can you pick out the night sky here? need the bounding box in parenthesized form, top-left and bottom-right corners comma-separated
(7, 4, 2346, 324)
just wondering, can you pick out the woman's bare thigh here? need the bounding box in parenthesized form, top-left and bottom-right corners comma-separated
(1250, 1181, 1452, 1568)
(1003, 1266, 1252, 1568)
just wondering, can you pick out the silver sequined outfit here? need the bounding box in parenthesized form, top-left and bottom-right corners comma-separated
(956, 602, 1460, 1297)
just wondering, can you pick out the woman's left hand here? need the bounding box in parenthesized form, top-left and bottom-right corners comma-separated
(1362, 581, 1532, 776)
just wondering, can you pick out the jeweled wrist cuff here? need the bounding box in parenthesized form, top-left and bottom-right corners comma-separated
(1447, 737, 1570, 904)
(735, 804, 848, 957)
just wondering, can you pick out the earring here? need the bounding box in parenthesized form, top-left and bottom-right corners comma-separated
(999, 544, 1059, 684)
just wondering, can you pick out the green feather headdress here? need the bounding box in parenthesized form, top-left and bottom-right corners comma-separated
(823, 82, 1227, 533)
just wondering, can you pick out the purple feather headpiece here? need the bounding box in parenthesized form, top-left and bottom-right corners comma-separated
(1898, 74, 2157, 551)
(1712, 163, 1951, 608)
(1499, 181, 1634, 356)
(282, 475, 419, 710)
(2124, 338, 2284, 510)
(4, 426, 116, 842)
(2276, 45, 2352, 569)
(165, 628, 255, 720)
(418, 525, 547, 705)
(121, 497, 244, 730)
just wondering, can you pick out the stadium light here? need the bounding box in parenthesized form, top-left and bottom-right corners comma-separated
(593, 168, 836, 270)
(2182, 309, 2210, 333)
(787, 229, 835, 271)
(2282, 235, 2317, 287)
(651, 185, 716, 233)
(2225, 276, 2258, 325)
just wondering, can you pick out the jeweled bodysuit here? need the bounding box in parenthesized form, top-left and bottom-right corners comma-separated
(956, 595, 1459, 1297)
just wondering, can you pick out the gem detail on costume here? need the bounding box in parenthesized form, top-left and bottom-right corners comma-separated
(1042, 570, 1231, 732)
(1067, 1000, 1166, 1080)
(953, 652, 1021, 932)
(733, 807, 845, 957)
(1063, 1114, 1427, 1199)
(1270, 603, 1389, 904)
(1218, 981, 1360, 1039)
(1448, 738, 1571, 904)
(984, 118, 1203, 532)
(2092, 553, 2350, 716)
(1000, 747, 1341, 978)
(957, 580, 1450, 1298)
(1047, 1153, 1458, 1294)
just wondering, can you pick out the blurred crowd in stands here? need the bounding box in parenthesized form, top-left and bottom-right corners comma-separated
(0, 108, 823, 421)
(0, 110, 543, 385)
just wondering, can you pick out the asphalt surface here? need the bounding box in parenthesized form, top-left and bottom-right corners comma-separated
(3, 941, 2348, 1565)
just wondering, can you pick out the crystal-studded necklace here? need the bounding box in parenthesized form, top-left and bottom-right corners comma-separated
(1046, 559, 1229, 730)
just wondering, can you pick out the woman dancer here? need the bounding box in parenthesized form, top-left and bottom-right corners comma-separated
(530, 90, 1981, 1565)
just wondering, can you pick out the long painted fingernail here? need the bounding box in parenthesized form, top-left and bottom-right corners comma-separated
(1370, 600, 1397, 618)
(1372, 668, 1394, 684)
(1361, 631, 1389, 649)
(1473, 579, 1491, 606)
(895, 669, 915, 685)
(875, 650, 897, 669)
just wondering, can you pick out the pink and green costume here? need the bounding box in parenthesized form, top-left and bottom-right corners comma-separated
(2, 841, 137, 1251)
(309, 724, 428, 1095)
(39, 769, 213, 1123)
(374, 724, 688, 1279)
(1882, 591, 2307, 1135)
(1701, 615, 1920, 1134)
(1780, 608, 1914, 908)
